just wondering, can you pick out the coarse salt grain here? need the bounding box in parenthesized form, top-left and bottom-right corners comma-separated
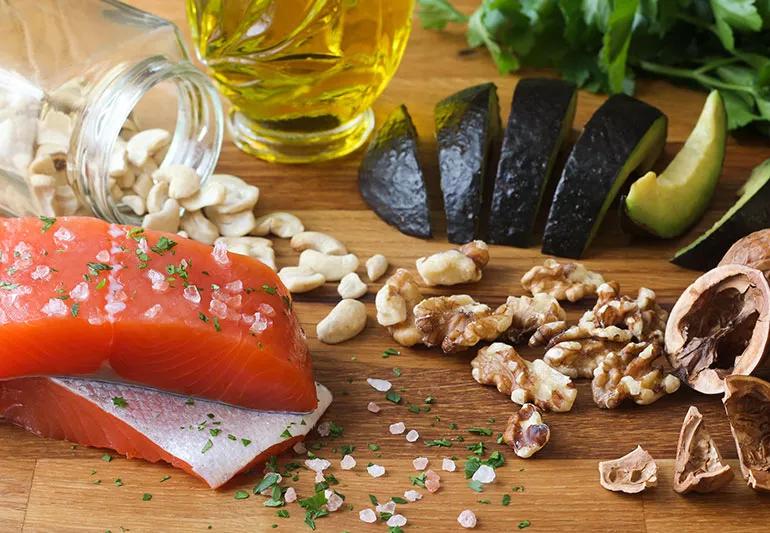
(458, 509, 477, 529)
(284, 487, 297, 503)
(340, 455, 356, 470)
(304, 458, 331, 472)
(442, 458, 456, 472)
(258, 303, 275, 316)
(69, 281, 89, 302)
(147, 269, 168, 292)
(314, 471, 325, 483)
(376, 501, 396, 514)
(389, 422, 406, 435)
(249, 312, 271, 334)
(144, 304, 162, 319)
(108, 225, 124, 238)
(425, 469, 441, 493)
(325, 490, 344, 512)
(359, 509, 377, 523)
(387, 515, 407, 528)
(367, 464, 385, 478)
(138, 238, 149, 254)
(183, 285, 201, 304)
(406, 429, 420, 442)
(292, 441, 307, 454)
(30, 265, 51, 280)
(209, 299, 228, 319)
(404, 490, 422, 502)
(104, 301, 126, 315)
(317, 421, 331, 437)
(95, 250, 110, 262)
(412, 457, 429, 471)
(53, 227, 74, 243)
(367, 378, 392, 392)
(225, 279, 243, 293)
(41, 298, 67, 317)
(367, 401, 381, 413)
(471, 464, 496, 484)
(212, 240, 230, 265)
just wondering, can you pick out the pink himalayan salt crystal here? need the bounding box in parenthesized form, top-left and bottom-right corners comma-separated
(314, 471, 325, 483)
(403, 490, 422, 502)
(138, 238, 150, 254)
(367, 378, 391, 392)
(458, 509, 477, 529)
(304, 458, 331, 473)
(69, 281, 89, 302)
(471, 464, 496, 484)
(144, 304, 162, 319)
(41, 298, 67, 317)
(30, 265, 51, 281)
(258, 303, 275, 317)
(406, 429, 420, 442)
(108, 224, 124, 238)
(249, 312, 271, 334)
(367, 402, 381, 414)
(212, 240, 230, 265)
(241, 313, 255, 326)
(209, 299, 228, 319)
(340, 455, 356, 470)
(53, 227, 74, 243)
(284, 487, 297, 503)
(389, 422, 405, 435)
(425, 470, 441, 493)
(104, 301, 126, 315)
(367, 464, 385, 478)
(359, 509, 377, 524)
(225, 279, 243, 293)
(292, 441, 307, 454)
(324, 490, 344, 512)
(95, 250, 110, 262)
(110, 245, 124, 255)
(376, 501, 396, 514)
(146, 269, 168, 292)
(227, 294, 242, 309)
(183, 285, 201, 304)
(317, 421, 331, 437)
(387, 515, 407, 528)
(442, 458, 457, 472)
(412, 457, 429, 471)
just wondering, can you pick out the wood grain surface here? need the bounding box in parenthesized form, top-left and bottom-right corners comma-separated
(3, 1, 770, 532)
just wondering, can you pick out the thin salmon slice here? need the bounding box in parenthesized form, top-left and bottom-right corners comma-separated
(0, 216, 316, 411)
(0, 377, 331, 488)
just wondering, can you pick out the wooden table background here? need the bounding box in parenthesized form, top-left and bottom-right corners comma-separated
(3, 1, 770, 531)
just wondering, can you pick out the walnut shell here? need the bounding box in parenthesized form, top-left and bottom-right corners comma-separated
(598, 446, 657, 493)
(665, 264, 770, 394)
(672, 406, 733, 494)
(719, 229, 770, 277)
(723, 375, 770, 491)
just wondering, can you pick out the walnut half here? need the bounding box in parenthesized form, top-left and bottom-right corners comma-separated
(599, 446, 657, 493)
(723, 375, 770, 491)
(521, 258, 605, 302)
(471, 342, 576, 412)
(502, 403, 550, 458)
(673, 406, 733, 494)
(504, 293, 566, 345)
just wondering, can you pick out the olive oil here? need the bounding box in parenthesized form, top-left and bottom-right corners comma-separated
(187, 0, 415, 163)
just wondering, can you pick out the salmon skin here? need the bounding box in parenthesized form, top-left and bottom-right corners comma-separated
(0, 377, 331, 488)
(0, 216, 316, 412)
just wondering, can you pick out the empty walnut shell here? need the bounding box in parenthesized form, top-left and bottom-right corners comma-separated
(672, 406, 733, 494)
(723, 375, 770, 491)
(719, 229, 770, 277)
(665, 264, 770, 394)
(598, 445, 657, 493)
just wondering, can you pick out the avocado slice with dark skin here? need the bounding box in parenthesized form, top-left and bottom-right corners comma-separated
(358, 105, 432, 239)
(672, 158, 770, 270)
(435, 83, 501, 244)
(542, 94, 668, 258)
(488, 78, 577, 247)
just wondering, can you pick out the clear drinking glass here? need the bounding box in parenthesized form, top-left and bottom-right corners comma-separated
(186, 0, 415, 164)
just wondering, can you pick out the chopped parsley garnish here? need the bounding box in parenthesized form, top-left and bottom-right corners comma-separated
(382, 347, 400, 358)
(95, 278, 107, 290)
(518, 520, 531, 529)
(410, 472, 426, 487)
(367, 443, 380, 451)
(478, 499, 491, 504)
(385, 390, 401, 404)
(512, 485, 525, 492)
(209, 429, 221, 437)
(468, 480, 484, 492)
(340, 444, 355, 456)
(234, 490, 249, 500)
(328, 421, 344, 438)
(160, 475, 171, 483)
(87, 262, 112, 276)
(151, 236, 177, 255)
(213, 317, 221, 332)
(280, 427, 292, 439)
(424, 438, 452, 448)
(391, 496, 407, 504)
(0, 281, 19, 291)
(241, 438, 252, 447)
(127, 228, 145, 241)
(502, 494, 511, 506)
(185, 398, 195, 406)
(467, 442, 485, 455)
(424, 395, 435, 404)
(254, 473, 281, 494)
(112, 397, 128, 408)
(70, 303, 80, 317)
(262, 284, 277, 295)
(201, 439, 213, 454)
(408, 404, 420, 414)
(299, 489, 328, 530)
(101, 454, 112, 462)
(392, 367, 402, 377)
(142, 493, 152, 501)
(198, 312, 208, 323)
(39, 215, 56, 232)
(369, 494, 379, 506)
(276, 510, 289, 518)
(468, 427, 493, 436)
(114, 478, 123, 487)
(496, 433, 504, 444)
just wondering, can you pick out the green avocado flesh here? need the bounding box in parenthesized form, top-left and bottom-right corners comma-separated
(625, 90, 726, 238)
(542, 95, 668, 258)
(672, 158, 770, 270)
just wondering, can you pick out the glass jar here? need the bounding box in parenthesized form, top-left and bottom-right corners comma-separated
(0, 0, 223, 224)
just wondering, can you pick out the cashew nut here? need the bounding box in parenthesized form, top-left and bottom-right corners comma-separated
(253, 212, 305, 238)
(142, 198, 180, 233)
(108, 140, 128, 177)
(116, 168, 136, 189)
(126, 128, 170, 167)
(338, 272, 368, 299)
(146, 181, 170, 213)
(55, 185, 80, 215)
(36, 110, 72, 147)
(131, 172, 153, 199)
(179, 181, 226, 211)
(298, 250, 359, 281)
(154, 164, 201, 200)
(366, 254, 389, 282)
(208, 174, 259, 214)
(29, 174, 57, 217)
(278, 266, 326, 293)
(290, 231, 347, 255)
(316, 299, 367, 344)
(177, 230, 189, 239)
(204, 207, 257, 237)
(121, 194, 146, 216)
(215, 236, 276, 270)
(180, 209, 219, 245)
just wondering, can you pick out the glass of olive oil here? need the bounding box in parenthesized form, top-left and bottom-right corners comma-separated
(186, 0, 415, 164)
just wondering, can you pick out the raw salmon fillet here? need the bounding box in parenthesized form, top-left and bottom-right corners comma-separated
(0, 377, 331, 488)
(0, 216, 316, 411)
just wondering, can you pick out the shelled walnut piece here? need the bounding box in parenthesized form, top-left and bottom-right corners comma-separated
(673, 406, 733, 494)
(723, 375, 770, 491)
(521, 258, 605, 302)
(416, 240, 489, 286)
(375, 269, 424, 347)
(502, 403, 550, 458)
(504, 293, 565, 344)
(599, 446, 658, 493)
(471, 343, 576, 412)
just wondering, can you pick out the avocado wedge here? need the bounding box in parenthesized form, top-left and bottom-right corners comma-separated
(488, 78, 577, 247)
(624, 91, 726, 238)
(435, 83, 501, 244)
(358, 105, 432, 239)
(672, 158, 770, 270)
(542, 95, 667, 258)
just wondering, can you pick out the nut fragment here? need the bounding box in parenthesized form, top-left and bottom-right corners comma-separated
(29, 174, 57, 217)
(416, 240, 489, 286)
(254, 212, 305, 238)
(278, 266, 326, 294)
(723, 375, 770, 491)
(375, 269, 423, 347)
(366, 254, 389, 282)
(146, 181, 170, 213)
(298, 250, 359, 282)
(154, 164, 201, 200)
(521, 258, 605, 302)
(207, 174, 260, 214)
(179, 181, 226, 211)
(216, 236, 276, 270)
(666, 264, 770, 395)
(719, 229, 770, 277)
(599, 446, 657, 493)
(121, 194, 146, 216)
(126, 128, 170, 167)
(673, 406, 733, 494)
(504, 293, 566, 344)
(338, 272, 367, 299)
(528, 320, 569, 348)
(317, 299, 367, 344)
(181, 210, 219, 245)
(290, 231, 347, 255)
(503, 403, 550, 458)
(592, 342, 680, 409)
(471, 343, 576, 412)
(204, 208, 257, 237)
(141, 198, 180, 233)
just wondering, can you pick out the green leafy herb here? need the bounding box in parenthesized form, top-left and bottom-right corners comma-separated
(213, 317, 221, 332)
(0, 281, 19, 291)
(468, 480, 484, 493)
(424, 395, 435, 404)
(280, 427, 292, 439)
(201, 439, 213, 454)
(254, 473, 281, 494)
(468, 427, 492, 436)
(382, 347, 400, 358)
(151, 236, 177, 255)
(71, 303, 80, 317)
(369, 494, 379, 506)
(39, 215, 56, 232)
(518, 520, 532, 529)
(112, 397, 128, 408)
(113, 478, 123, 487)
(160, 475, 171, 482)
(95, 278, 106, 290)
(408, 404, 420, 414)
(512, 485, 525, 492)
(101, 454, 112, 462)
(392, 367, 402, 377)
(368, 443, 380, 451)
(142, 493, 152, 501)
(425, 438, 452, 448)
(242, 438, 252, 447)
(385, 390, 401, 404)
(467, 442, 485, 455)
(299, 489, 329, 530)
(209, 428, 221, 437)
(87, 262, 112, 276)
(391, 496, 408, 504)
(276, 510, 289, 518)
(410, 472, 427, 487)
(502, 494, 511, 506)
(234, 490, 249, 500)
(262, 284, 277, 295)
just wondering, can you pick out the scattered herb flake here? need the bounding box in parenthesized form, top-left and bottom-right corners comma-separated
(280, 427, 292, 439)
(213, 317, 221, 332)
(0, 281, 19, 291)
(39, 215, 56, 232)
(391, 496, 407, 504)
(262, 284, 277, 295)
(114, 478, 123, 487)
(95, 278, 107, 290)
(468, 480, 484, 493)
(101, 454, 112, 462)
(385, 390, 401, 404)
(410, 472, 427, 487)
(234, 490, 249, 500)
(369, 494, 379, 506)
(502, 494, 511, 506)
(198, 312, 208, 323)
(242, 438, 252, 447)
(209, 428, 221, 437)
(201, 439, 213, 454)
(254, 473, 281, 494)
(151, 236, 177, 255)
(425, 438, 452, 448)
(142, 493, 152, 501)
(512, 485, 525, 492)
(518, 520, 531, 529)
(87, 262, 112, 276)
(382, 347, 400, 358)
(185, 398, 195, 406)
(71, 302, 80, 317)
(468, 427, 492, 436)
(276, 510, 289, 518)
(368, 443, 380, 451)
(112, 397, 128, 408)
(424, 395, 435, 404)
(160, 475, 171, 483)
(392, 367, 402, 377)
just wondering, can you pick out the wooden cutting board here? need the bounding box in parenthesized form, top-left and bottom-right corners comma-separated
(3, 2, 770, 532)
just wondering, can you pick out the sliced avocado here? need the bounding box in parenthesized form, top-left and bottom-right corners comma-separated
(358, 105, 431, 239)
(625, 91, 727, 238)
(488, 78, 577, 247)
(672, 158, 770, 270)
(542, 95, 667, 258)
(435, 83, 501, 244)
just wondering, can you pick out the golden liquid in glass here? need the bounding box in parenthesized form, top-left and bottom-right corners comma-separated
(187, 0, 414, 163)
